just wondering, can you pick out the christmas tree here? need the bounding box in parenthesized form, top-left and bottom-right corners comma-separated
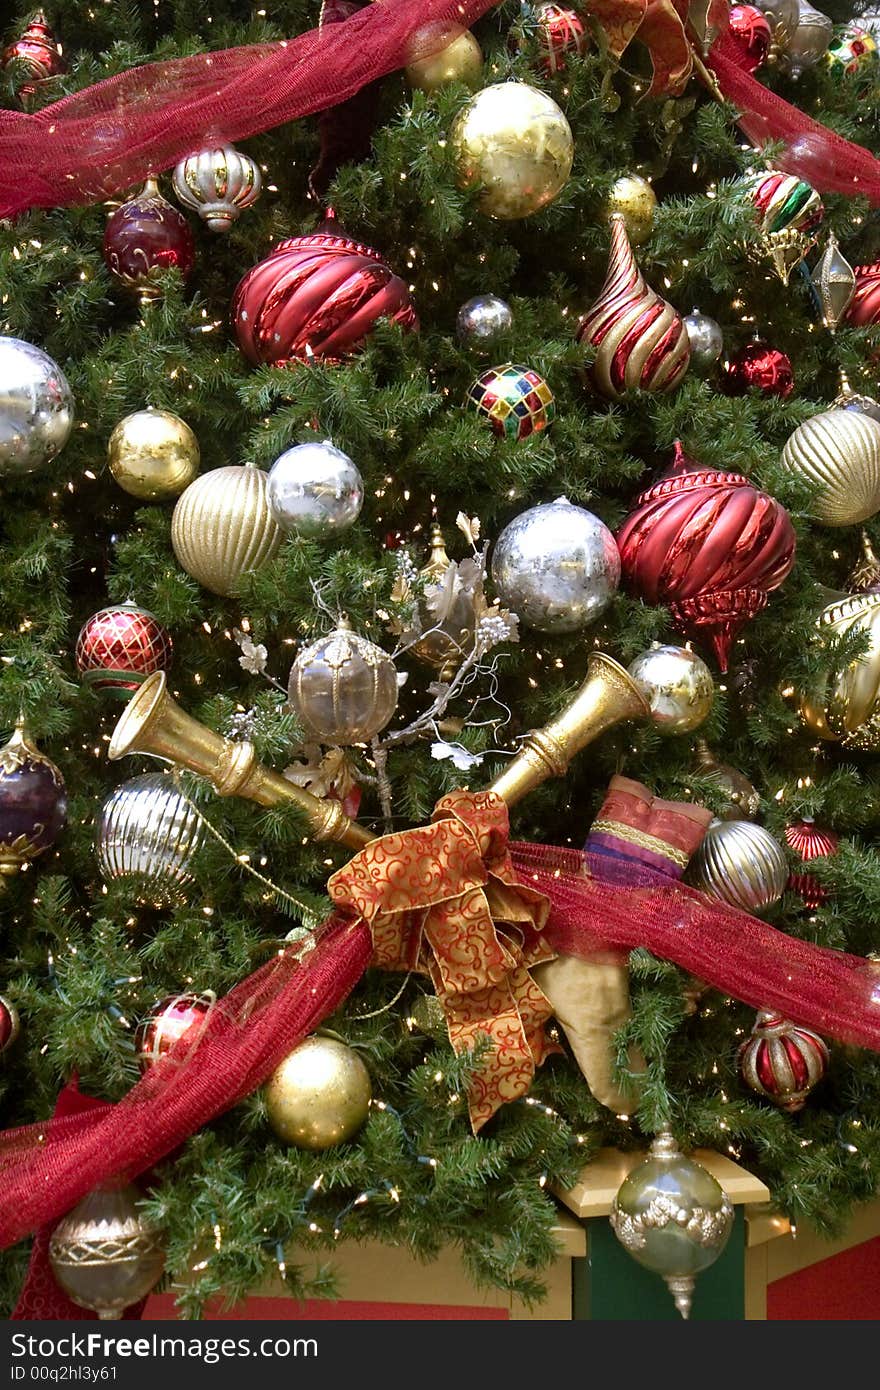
(2, 0, 880, 1321)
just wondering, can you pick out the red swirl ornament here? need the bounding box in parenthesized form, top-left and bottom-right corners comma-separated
(738, 1010, 828, 1111)
(577, 213, 690, 400)
(616, 441, 797, 671)
(784, 818, 839, 908)
(845, 263, 880, 328)
(233, 215, 417, 366)
(75, 602, 173, 699)
(1, 13, 66, 108)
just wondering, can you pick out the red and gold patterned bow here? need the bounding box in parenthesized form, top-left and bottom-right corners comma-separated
(589, 0, 729, 95)
(328, 789, 557, 1132)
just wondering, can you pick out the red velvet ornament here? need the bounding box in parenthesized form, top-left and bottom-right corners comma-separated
(726, 4, 772, 73)
(535, 3, 589, 73)
(720, 340, 795, 399)
(784, 818, 839, 908)
(103, 179, 195, 299)
(135, 992, 215, 1071)
(232, 213, 417, 366)
(75, 603, 172, 699)
(738, 1010, 828, 1111)
(0, 995, 20, 1053)
(616, 441, 797, 671)
(845, 263, 880, 328)
(2, 13, 66, 108)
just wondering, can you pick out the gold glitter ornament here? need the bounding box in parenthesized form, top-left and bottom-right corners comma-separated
(780, 406, 880, 527)
(108, 407, 199, 502)
(48, 1185, 165, 1319)
(603, 174, 658, 246)
(450, 81, 574, 220)
(265, 1035, 372, 1150)
(170, 464, 282, 597)
(288, 618, 399, 745)
(405, 29, 483, 91)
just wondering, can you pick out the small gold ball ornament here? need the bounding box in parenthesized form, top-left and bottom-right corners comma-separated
(108, 407, 200, 501)
(450, 81, 574, 220)
(265, 1035, 372, 1150)
(171, 464, 282, 597)
(405, 29, 483, 91)
(604, 174, 658, 246)
(48, 1184, 165, 1319)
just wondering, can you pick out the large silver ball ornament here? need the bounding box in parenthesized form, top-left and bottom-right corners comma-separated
(456, 294, 513, 351)
(687, 817, 788, 913)
(172, 143, 262, 231)
(490, 498, 621, 634)
(0, 336, 74, 476)
(682, 309, 724, 374)
(267, 440, 364, 539)
(627, 644, 714, 734)
(96, 772, 205, 906)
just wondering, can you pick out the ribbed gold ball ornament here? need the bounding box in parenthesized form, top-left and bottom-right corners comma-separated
(799, 590, 880, 749)
(264, 1035, 372, 1150)
(48, 1185, 165, 1319)
(405, 29, 483, 91)
(780, 406, 880, 526)
(288, 619, 399, 745)
(687, 817, 788, 913)
(108, 407, 200, 501)
(171, 464, 282, 597)
(603, 174, 658, 246)
(450, 81, 574, 220)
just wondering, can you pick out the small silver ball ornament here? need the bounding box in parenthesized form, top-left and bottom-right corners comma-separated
(288, 621, 399, 745)
(627, 644, 714, 734)
(456, 294, 513, 350)
(267, 441, 364, 539)
(491, 498, 620, 635)
(0, 336, 74, 476)
(682, 309, 724, 374)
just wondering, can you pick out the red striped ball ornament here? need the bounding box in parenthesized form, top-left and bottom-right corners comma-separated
(784, 818, 839, 908)
(739, 1010, 829, 1111)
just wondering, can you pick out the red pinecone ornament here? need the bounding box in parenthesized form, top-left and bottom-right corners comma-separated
(135, 992, 215, 1071)
(616, 442, 796, 671)
(75, 602, 172, 699)
(784, 817, 839, 908)
(232, 213, 417, 366)
(738, 1010, 829, 1111)
(103, 179, 195, 299)
(727, 4, 772, 72)
(2, 13, 66, 108)
(721, 340, 794, 399)
(845, 263, 880, 327)
(535, 4, 589, 73)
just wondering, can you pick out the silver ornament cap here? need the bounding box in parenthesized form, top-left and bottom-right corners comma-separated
(683, 309, 724, 374)
(490, 497, 621, 634)
(0, 336, 74, 476)
(456, 294, 514, 350)
(267, 441, 364, 539)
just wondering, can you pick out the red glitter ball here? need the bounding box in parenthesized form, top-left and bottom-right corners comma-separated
(727, 4, 772, 72)
(75, 602, 172, 699)
(103, 179, 195, 296)
(721, 340, 795, 399)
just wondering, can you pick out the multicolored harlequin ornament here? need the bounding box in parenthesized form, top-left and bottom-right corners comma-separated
(743, 170, 824, 284)
(616, 442, 797, 671)
(0, 719, 66, 888)
(0, 995, 20, 1053)
(466, 363, 555, 441)
(727, 4, 773, 70)
(103, 179, 195, 301)
(845, 263, 880, 327)
(75, 603, 172, 699)
(135, 991, 216, 1070)
(738, 1010, 829, 1110)
(233, 214, 417, 365)
(577, 214, 690, 400)
(1, 12, 66, 108)
(720, 339, 794, 398)
(785, 817, 839, 907)
(533, 3, 589, 73)
(171, 144, 262, 232)
(826, 22, 878, 74)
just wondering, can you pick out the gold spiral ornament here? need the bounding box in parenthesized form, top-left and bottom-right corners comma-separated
(171, 464, 282, 596)
(781, 407, 880, 526)
(799, 590, 880, 749)
(686, 818, 788, 913)
(577, 214, 690, 400)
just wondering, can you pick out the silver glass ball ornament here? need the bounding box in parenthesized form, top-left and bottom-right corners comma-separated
(456, 294, 514, 351)
(683, 309, 724, 375)
(687, 817, 788, 913)
(760, 0, 799, 44)
(288, 620, 399, 745)
(49, 1184, 165, 1319)
(490, 498, 621, 634)
(96, 772, 205, 906)
(781, 0, 833, 74)
(267, 441, 364, 539)
(627, 644, 714, 735)
(0, 336, 74, 476)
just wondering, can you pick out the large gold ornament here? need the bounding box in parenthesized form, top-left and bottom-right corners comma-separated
(603, 173, 657, 246)
(264, 1035, 372, 1150)
(288, 619, 399, 745)
(171, 464, 282, 596)
(108, 407, 200, 502)
(799, 589, 880, 749)
(687, 817, 788, 913)
(405, 29, 483, 91)
(48, 1185, 165, 1319)
(780, 406, 880, 526)
(450, 81, 574, 220)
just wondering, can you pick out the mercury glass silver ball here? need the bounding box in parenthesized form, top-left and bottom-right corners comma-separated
(267, 440, 364, 539)
(683, 310, 724, 375)
(456, 294, 514, 350)
(627, 644, 714, 734)
(490, 498, 621, 634)
(0, 336, 74, 476)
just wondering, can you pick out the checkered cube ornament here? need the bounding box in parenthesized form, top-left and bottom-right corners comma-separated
(466, 363, 556, 442)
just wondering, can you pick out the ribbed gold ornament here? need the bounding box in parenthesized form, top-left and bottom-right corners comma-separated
(171, 464, 282, 596)
(687, 818, 788, 913)
(799, 590, 880, 748)
(108, 407, 199, 501)
(780, 407, 880, 526)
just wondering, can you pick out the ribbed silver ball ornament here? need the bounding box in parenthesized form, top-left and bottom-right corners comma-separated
(267, 441, 364, 539)
(171, 143, 262, 231)
(687, 817, 788, 913)
(96, 773, 205, 906)
(0, 336, 74, 476)
(780, 406, 880, 526)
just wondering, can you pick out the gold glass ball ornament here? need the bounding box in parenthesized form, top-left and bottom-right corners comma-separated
(265, 1035, 372, 1150)
(108, 407, 200, 502)
(450, 81, 574, 220)
(799, 590, 880, 749)
(171, 463, 282, 597)
(687, 817, 788, 913)
(288, 618, 399, 745)
(627, 644, 714, 735)
(405, 28, 483, 91)
(604, 174, 658, 246)
(48, 1184, 165, 1319)
(780, 406, 880, 527)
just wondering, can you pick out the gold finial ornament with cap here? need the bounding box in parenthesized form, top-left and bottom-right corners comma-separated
(410, 524, 477, 681)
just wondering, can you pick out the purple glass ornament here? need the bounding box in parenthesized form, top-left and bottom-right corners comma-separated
(103, 178, 195, 300)
(0, 720, 67, 885)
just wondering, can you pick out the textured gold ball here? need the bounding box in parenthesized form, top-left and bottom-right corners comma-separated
(799, 591, 880, 749)
(781, 407, 880, 526)
(48, 1184, 165, 1318)
(171, 464, 282, 597)
(406, 29, 483, 91)
(265, 1035, 372, 1150)
(628, 644, 714, 735)
(451, 81, 574, 220)
(604, 174, 658, 246)
(108, 407, 200, 501)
